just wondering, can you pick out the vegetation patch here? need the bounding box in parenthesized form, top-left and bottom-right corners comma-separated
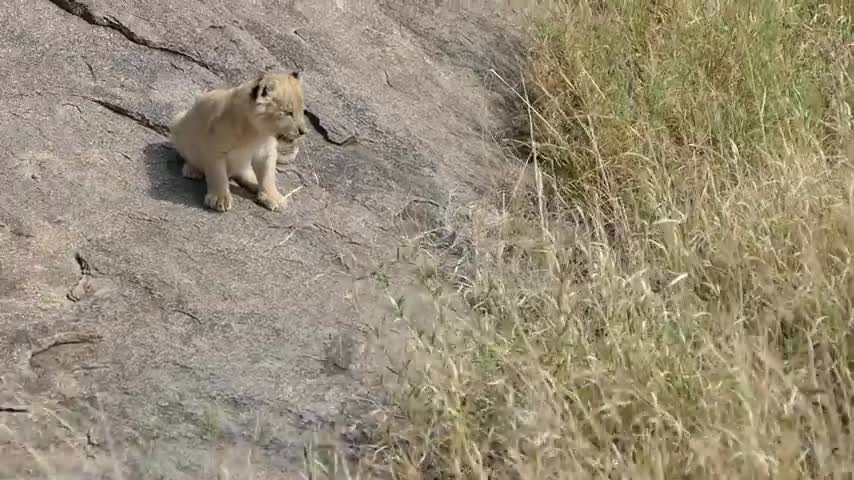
(370, 1, 854, 478)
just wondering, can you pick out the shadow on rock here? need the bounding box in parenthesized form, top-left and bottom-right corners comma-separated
(143, 141, 206, 209)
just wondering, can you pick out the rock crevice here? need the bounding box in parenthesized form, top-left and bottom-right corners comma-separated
(46, 0, 221, 75)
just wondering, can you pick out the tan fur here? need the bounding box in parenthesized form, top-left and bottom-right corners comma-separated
(169, 71, 307, 212)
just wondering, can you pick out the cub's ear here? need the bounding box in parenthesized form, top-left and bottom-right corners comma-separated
(291, 70, 302, 81)
(250, 79, 264, 101)
(251, 75, 277, 103)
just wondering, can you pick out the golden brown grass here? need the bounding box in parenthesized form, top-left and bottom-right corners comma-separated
(369, 1, 854, 478)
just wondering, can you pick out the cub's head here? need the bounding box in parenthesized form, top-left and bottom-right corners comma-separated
(249, 71, 306, 142)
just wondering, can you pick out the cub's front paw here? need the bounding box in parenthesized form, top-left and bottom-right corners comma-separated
(256, 190, 287, 212)
(204, 192, 233, 212)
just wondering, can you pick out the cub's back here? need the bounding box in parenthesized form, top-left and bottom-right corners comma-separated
(170, 88, 236, 159)
(181, 88, 233, 132)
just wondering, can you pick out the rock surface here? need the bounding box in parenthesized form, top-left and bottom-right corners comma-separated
(0, 0, 522, 477)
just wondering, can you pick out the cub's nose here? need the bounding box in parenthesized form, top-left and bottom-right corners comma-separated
(298, 125, 307, 136)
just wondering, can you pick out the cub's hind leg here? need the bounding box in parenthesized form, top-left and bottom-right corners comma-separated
(232, 168, 259, 194)
(182, 162, 205, 180)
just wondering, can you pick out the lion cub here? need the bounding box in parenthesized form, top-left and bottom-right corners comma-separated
(169, 71, 307, 212)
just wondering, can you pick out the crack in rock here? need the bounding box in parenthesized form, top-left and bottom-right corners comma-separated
(1, 223, 35, 238)
(68, 254, 89, 301)
(85, 97, 169, 136)
(0, 406, 29, 414)
(304, 109, 357, 147)
(66, 252, 117, 302)
(30, 332, 102, 365)
(383, 70, 396, 89)
(46, 0, 220, 76)
(73, 252, 91, 276)
(67, 252, 91, 302)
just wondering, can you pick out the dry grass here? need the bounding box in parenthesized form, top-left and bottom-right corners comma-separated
(369, 1, 854, 478)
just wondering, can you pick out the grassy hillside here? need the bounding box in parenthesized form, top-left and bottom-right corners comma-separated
(370, 1, 854, 478)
